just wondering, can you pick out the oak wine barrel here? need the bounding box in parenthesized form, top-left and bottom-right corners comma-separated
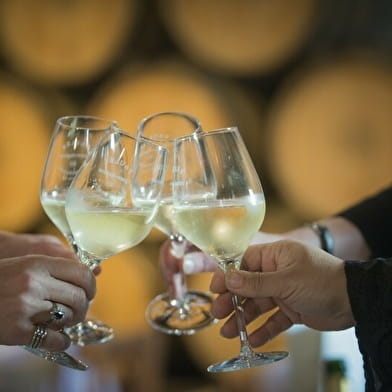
(268, 54, 392, 219)
(0, 0, 139, 86)
(0, 76, 75, 232)
(158, 0, 317, 76)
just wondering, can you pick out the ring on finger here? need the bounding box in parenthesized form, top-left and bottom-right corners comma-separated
(29, 325, 48, 349)
(49, 302, 65, 322)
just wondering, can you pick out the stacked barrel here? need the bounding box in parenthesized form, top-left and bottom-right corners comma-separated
(0, 1, 391, 390)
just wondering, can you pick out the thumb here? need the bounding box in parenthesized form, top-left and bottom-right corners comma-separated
(183, 251, 217, 274)
(225, 270, 284, 299)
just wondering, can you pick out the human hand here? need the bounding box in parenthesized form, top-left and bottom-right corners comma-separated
(0, 231, 76, 260)
(158, 237, 219, 298)
(0, 254, 96, 352)
(180, 231, 284, 274)
(0, 231, 102, 275)
(210, 240, 354, 348)
(158, 232, 285, 297)
(158, 238, 194, 298)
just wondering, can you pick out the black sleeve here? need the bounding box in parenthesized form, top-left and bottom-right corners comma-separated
(345, 258, 392, 391)
(338, 185, 392, 258)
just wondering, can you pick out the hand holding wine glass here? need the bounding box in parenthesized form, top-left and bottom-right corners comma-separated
(41, 115, 117, 349)
(139, 111, 216, 336)
(33, 115, 116, 369)
(172, 126, 288, 372)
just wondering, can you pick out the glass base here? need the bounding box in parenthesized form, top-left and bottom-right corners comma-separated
(23, 346, 88, 370)
(207, 351, 289, 373)
(146, 290, 217, 336)
(65, 319, 115, 346)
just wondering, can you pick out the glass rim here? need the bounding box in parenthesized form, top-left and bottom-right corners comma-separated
(175, 125, 239, 143)
(137, 111, 203, 143)
(56, 115, 118, 131)
(103, 127, 169, 154)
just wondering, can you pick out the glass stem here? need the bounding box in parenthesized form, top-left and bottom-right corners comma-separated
(232, 294, 254, 358)
(77, 249, 102, 271)
(227, 263, 255, 358)
(66, 236, 79, 256)
(169, 234, 188, 303)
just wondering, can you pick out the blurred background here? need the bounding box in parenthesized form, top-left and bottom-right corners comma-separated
(0, 0, 391, 391)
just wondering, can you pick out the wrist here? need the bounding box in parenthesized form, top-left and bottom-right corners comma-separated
(332, 261, 355, 328)
(307, 222, 335, 254)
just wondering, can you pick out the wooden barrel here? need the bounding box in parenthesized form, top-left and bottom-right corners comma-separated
(267, 54, 392, 219)
(86, 59, 267, 240)
(0, 75, 75, 233)
(158, 0, 317, 76)
(0, 0, 139, 86)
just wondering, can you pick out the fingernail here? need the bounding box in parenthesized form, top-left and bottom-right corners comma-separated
(183, 253, 203, 274)
(226, 271, 243, 288)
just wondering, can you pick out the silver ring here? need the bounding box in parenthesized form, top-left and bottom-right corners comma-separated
(50, 302, 65, 322)
(30, 325, 48, 349)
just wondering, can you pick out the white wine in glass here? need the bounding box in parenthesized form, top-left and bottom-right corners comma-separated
(139, 111, 217, 336)
(172, 127, 288, 373)
(65, 129, 167, 340)
(31, 115, 116, 369)
(41, 115, 117, 347)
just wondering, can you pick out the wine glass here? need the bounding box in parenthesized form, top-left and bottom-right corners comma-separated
(40, 115, 117, 347)
(27, 115, 116, 369)
(65, 128, 167, 344)
(139, 111, 217, 336)
(172, 127, 288, 372)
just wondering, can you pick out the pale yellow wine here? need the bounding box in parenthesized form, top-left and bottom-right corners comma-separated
(174, 196, 265, 268)
(41, 197, 72, 238)
(154, 200, 177, 236)
(66, 208, 153, 259)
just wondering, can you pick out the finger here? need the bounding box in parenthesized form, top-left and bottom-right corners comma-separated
(158, 240, 182, 298)
(25, 267, 91, 325)
(44, 280, 89, 325)
(209, 269, 226, 293)
(43, 330, 71, 352)
(248, 309, 293, 347)
(30, 235, 77, 260)
(159, 240, 181, 277)
(211, 292, 234, 319)
(242, 243, 280, 273)
(44, 257, 96, 301)
(225, 269, 285, 299)
(26, 325, 71, 352)
(15, 233, 76, 260)
(92, 265, 101, 276)
(32, 301, 75, 330)
(239, 297, 277, 326)
(218, 297, 276, 338)
(183, 251, 217, 274)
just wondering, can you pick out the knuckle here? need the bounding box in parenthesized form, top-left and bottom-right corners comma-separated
(17, 271, 36, 293)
